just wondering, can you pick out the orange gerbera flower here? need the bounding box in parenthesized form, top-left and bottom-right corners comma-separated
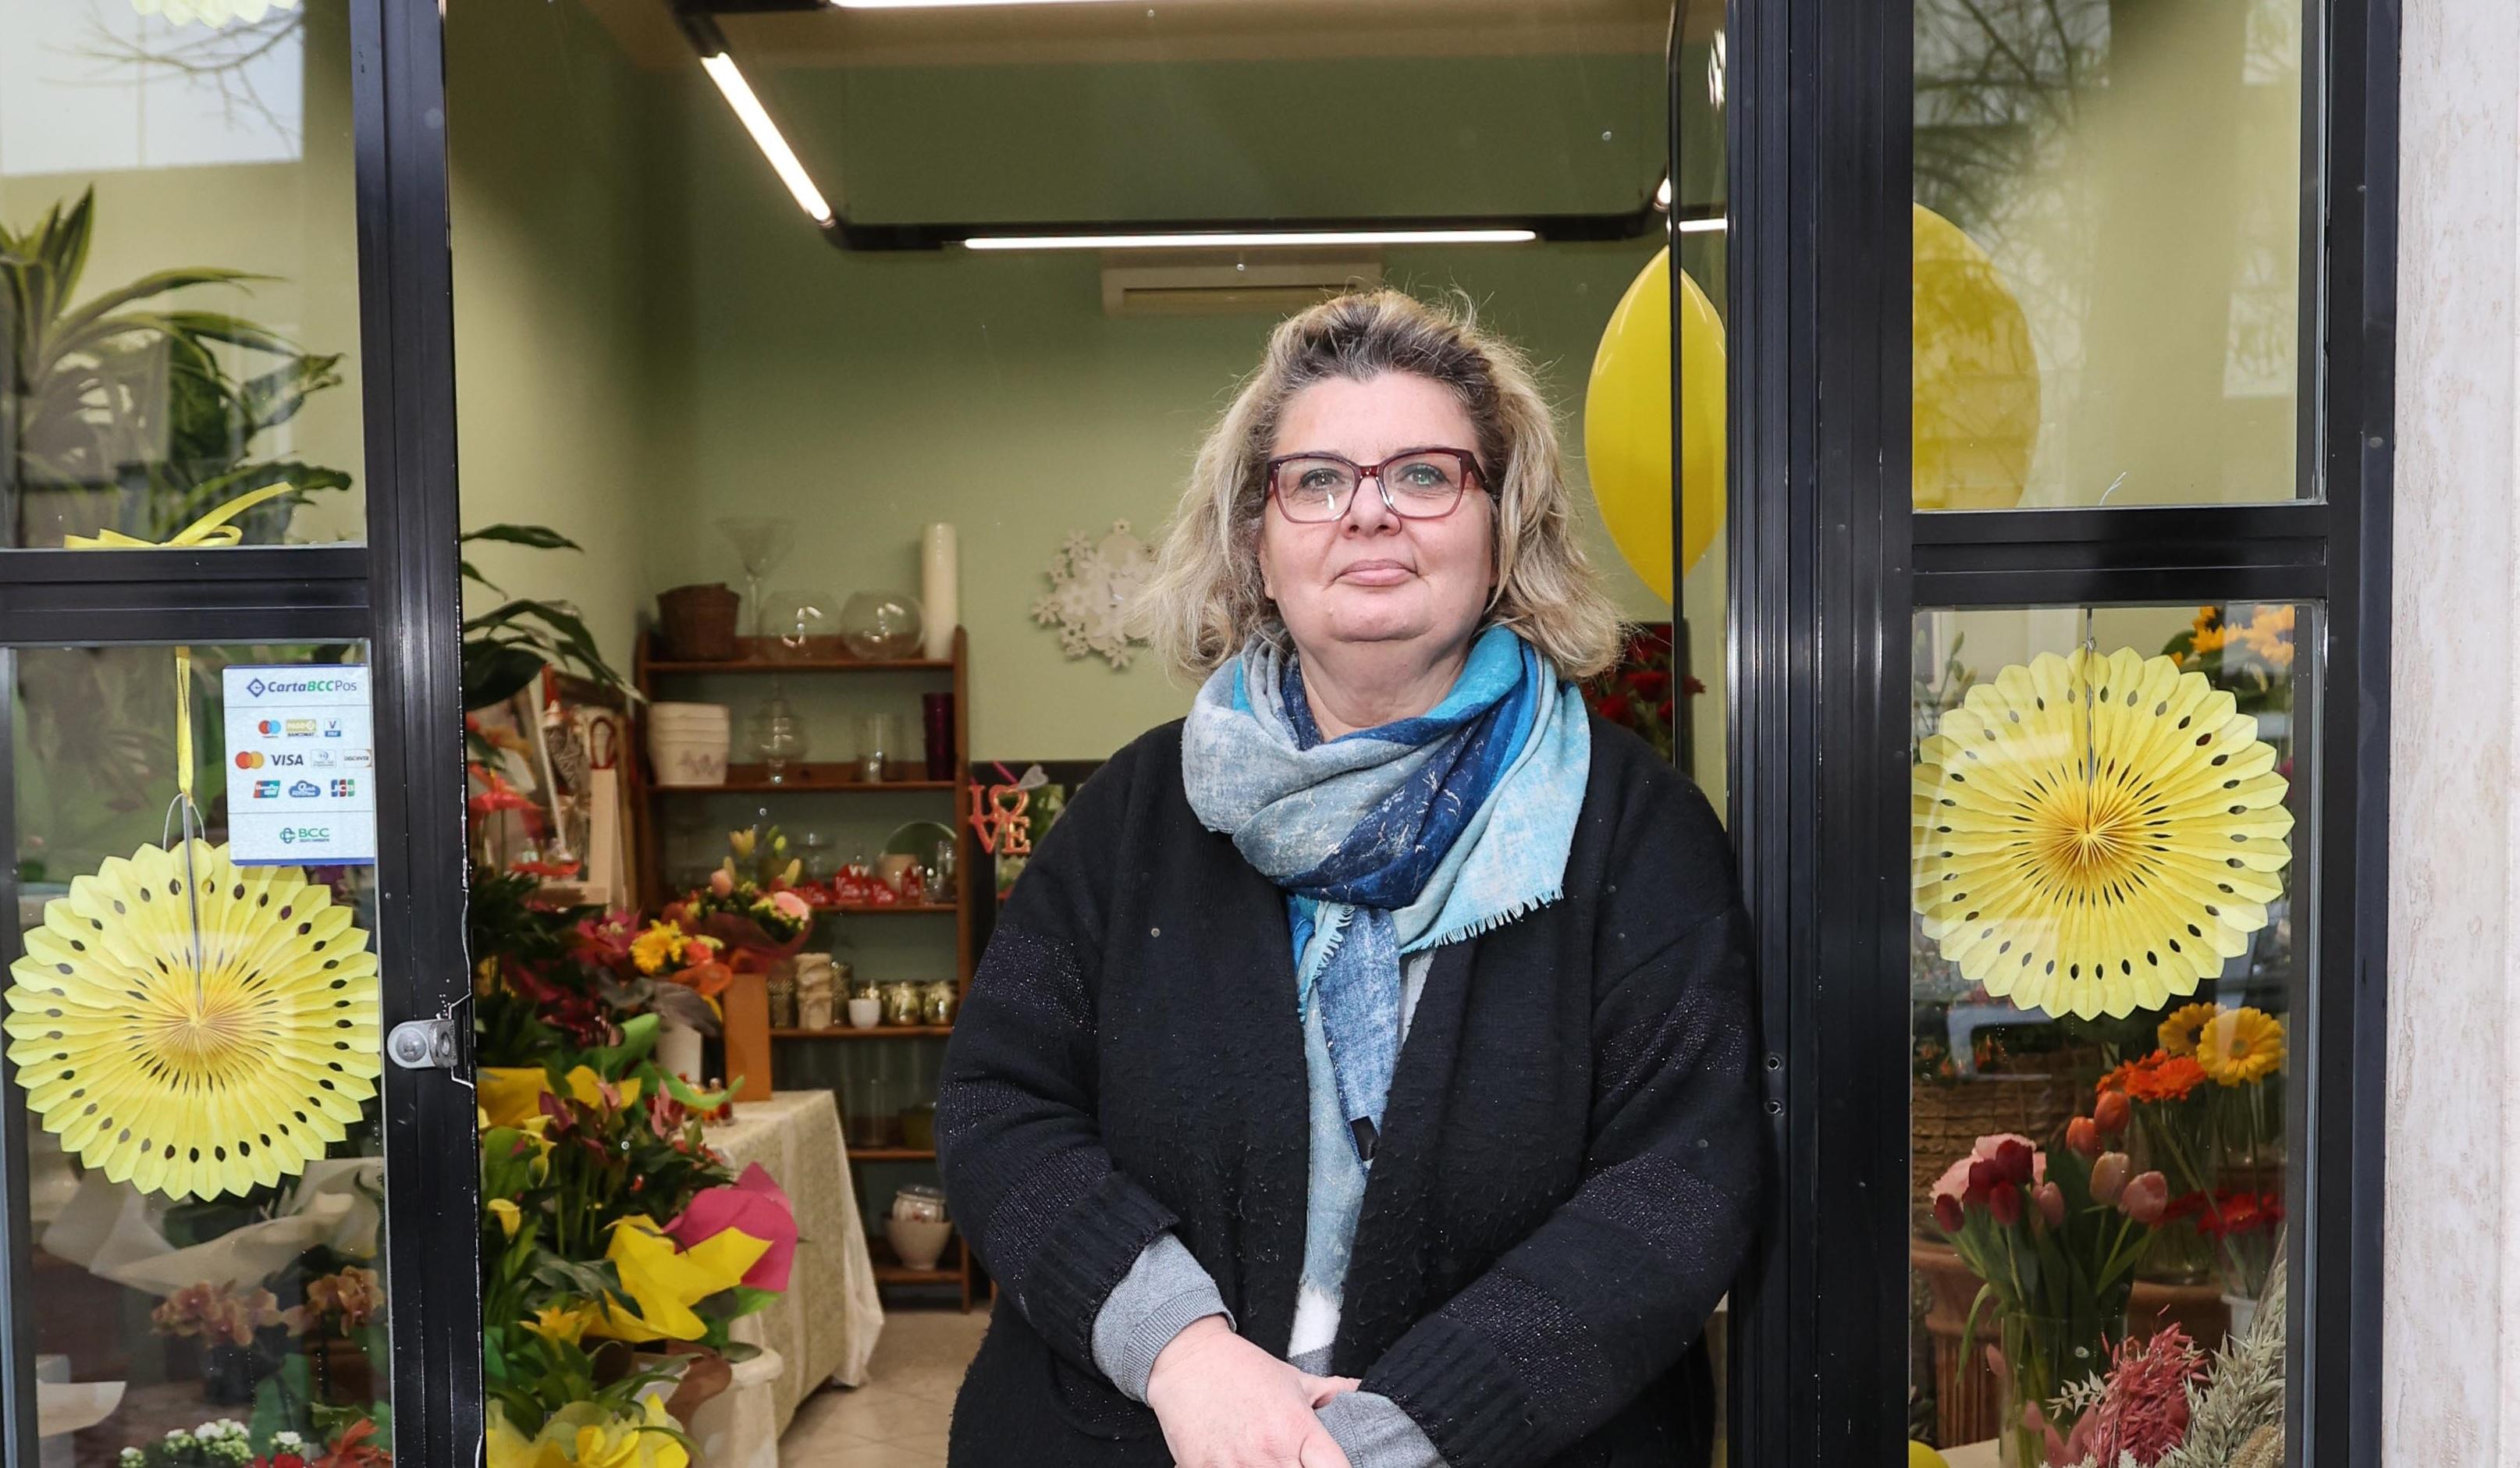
(2096, 1051, 2209, 1104)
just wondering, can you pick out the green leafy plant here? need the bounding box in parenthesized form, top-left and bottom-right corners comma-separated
(3, 189, 350, 546)
(460, 524, 628, 712)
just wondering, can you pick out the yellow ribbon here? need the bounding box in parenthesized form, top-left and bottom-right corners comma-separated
(61, 484, 300, 827)
(62, 482, 302, 550)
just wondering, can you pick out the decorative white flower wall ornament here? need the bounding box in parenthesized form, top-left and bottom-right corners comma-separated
(1910, 646, 2294, 1021)
(132, 0, 300, 27)
(1033, 521, 1154, 669)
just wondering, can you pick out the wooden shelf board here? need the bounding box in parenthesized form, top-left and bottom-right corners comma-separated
(645, 636, 950, 674)
(849, 1146, 937, 1161)
(771, 1025, 954, 1039)
(652, 766, 955, 794)
(819, 903, 958, 915)
(870, 1264, 961, 1285)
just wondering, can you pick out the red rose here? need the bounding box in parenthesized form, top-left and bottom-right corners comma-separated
(1596, 693, 1633, 723)
(1656, 699, 1676, 725)
(1626, 670, 1672, 701)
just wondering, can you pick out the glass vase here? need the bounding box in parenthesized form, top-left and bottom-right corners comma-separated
(1991, 1302, 2125, 1468)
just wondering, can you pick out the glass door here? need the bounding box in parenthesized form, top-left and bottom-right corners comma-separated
(0, 3, 475, 1466)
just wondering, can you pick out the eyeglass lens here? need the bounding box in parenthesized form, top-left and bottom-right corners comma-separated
(1273, 453, 1469, 521)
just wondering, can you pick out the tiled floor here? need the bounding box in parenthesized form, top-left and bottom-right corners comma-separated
(779, 1306, 990, 1465)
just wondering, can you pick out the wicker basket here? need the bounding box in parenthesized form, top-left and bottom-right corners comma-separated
(658, 582, 741, 661)
(1911, 1066, 2088, 1232)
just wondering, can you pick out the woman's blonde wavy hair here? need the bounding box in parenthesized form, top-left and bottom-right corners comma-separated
(1143, 288, 1626, 682)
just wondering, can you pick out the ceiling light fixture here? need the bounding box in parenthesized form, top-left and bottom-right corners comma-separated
(699, 53, 834, 226)
(965, 227, 1539, 251)
(1676, 216, 1727, 234)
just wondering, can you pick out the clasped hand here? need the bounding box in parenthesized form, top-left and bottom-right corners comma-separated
(1143, 1317, 1359, 1468)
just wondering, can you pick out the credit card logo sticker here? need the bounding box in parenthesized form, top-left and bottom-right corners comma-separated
(253, 780, 280, 799)
(234, 751, 266, 770)
(288, 780, 321, 798)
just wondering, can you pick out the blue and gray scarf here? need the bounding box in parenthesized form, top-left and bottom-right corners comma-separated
(1182, 625, 1592, 1161)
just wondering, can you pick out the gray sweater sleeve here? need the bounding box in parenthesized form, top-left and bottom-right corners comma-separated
(1319, 1391, 1448, 1468)
(1089, 1232, 1233, 1401)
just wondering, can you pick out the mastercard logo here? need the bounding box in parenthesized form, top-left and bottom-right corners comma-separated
(234, 751, 267, 770)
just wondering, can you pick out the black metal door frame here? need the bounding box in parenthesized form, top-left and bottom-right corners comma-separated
(1715, 0, 2397, 1463)
(0, 0, 477, 1463)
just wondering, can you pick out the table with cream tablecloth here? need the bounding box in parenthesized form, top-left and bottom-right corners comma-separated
(705, 1090, 885, 1430)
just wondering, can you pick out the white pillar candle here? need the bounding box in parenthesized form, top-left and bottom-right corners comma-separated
(921, 522, 959, 659)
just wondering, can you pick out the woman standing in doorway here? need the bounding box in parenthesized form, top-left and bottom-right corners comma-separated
(938, 290, 1762, 1468)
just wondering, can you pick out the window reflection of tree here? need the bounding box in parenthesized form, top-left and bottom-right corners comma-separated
(1915, 0, 2301, 505)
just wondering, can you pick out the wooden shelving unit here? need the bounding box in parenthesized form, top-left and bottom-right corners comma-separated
(633, 627, 983, 1311)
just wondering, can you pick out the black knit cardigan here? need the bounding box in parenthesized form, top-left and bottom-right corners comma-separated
(936, 717, 1765, 1468)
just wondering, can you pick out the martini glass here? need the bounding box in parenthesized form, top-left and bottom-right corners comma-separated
(716, 517, 796, 638)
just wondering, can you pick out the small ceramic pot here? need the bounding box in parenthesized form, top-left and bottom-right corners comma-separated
(886, 1217, 952, 1272)
(846, 996, 881, 1030)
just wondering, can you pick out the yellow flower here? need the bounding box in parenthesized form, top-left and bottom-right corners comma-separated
(2156, 1001, 2222, 1057)
(588, 1216, 770, 1342)
(728, 829, 757, 860)
(563, 1065, 642, 1112)
(2197, 1006, 2285, 1086)
(481, 1068, 554, 1129)
(487, 1400, 685, 1468)
(2237, 604, 2297, 668)
(486, 1406, 566, 1468)
(487, 1198, 523, 1239)
(521, 1302, 595, 1348)
(629, 922, 685, 976)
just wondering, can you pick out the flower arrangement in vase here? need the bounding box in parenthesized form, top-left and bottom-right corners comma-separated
(1930, 1097, 2168, 1467)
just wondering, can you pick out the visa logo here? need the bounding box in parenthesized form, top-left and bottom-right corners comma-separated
(288, 780, 322, 798)
(268, 752, 305, 767)
(253, 780, 281, 799)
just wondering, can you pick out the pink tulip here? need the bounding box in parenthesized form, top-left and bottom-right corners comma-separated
(2091, 1152, 2131, 1207)
(770, 889, 811, 921)
(666, 1163, 799, 1292)
(2120, 1170, 2171, 1225)
(2035, 1181, 2066, 1228)
(709, 867, 736, 898)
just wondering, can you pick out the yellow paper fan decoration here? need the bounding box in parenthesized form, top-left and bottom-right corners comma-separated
(1912, 647, 2294, 1020)
(3, 841, 382, 1202)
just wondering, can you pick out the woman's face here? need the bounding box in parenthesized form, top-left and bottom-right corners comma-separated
(1258, 372, 1496, 667)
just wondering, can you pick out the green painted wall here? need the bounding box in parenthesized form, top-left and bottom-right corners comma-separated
(442, 21, 1671, 764)
(447, 0, 688, 670)
(659, 86, 1665, 761)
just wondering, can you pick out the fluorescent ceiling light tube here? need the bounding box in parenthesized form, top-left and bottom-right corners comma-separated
(965, 228, 1539, 251)
(1676, 217, 1727, 234)
(699, 53, 834, 226)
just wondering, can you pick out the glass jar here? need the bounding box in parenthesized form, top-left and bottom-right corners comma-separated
(880, 980, 922, 1026)
(839, 592, 924, 660)
(921, 979, 958, 1027)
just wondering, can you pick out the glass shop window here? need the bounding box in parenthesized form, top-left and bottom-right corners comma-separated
(0, 1, 366, 549)
(5, 642, 389, 1468)
(1913, 0, 2305, 509)
(1907, 604, 2302, 1463)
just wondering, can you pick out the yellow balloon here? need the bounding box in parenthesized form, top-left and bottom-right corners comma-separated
(1583, 247, 1725, 605)
(1907, 1442, 1952, 1468)
(1913, 203, 2041, 509)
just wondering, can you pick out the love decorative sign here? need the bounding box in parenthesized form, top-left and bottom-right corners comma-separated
(966, 780, 1033, 858)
